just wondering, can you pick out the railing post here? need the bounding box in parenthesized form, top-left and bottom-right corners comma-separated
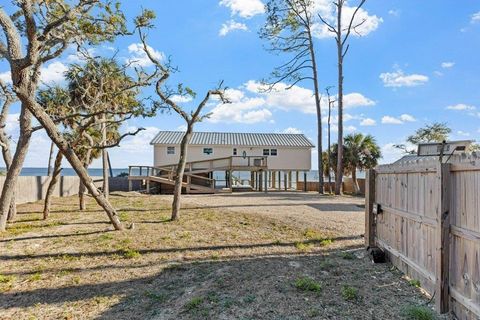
(435, 163, 451, 314)
(365, 169, 376, 248)
(303, 172, 307, 192)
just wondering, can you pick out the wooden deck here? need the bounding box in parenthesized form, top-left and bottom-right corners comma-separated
(128, 156, 268, 194)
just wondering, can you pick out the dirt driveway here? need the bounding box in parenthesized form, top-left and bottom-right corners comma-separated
(166, 192, 366, 249)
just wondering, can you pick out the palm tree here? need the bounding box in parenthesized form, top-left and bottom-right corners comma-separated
(343, 133, 381, 194)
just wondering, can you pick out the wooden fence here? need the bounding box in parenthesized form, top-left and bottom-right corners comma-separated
(365, 154, 480, 319)
(296, 178, 366, 194)
(0, 176, 101, 205)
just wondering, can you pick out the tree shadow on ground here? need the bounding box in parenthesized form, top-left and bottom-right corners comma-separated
(185, 202, 363, 213)
(0, 235, 362, 261)
(0, 248, 434, 320)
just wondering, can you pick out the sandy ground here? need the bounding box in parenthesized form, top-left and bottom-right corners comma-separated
(168, 192, 366, 248)
(0, 192, 442, 319)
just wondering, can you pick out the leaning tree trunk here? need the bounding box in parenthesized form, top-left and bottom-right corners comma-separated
(43, 151, 63, 220)
(16, 91, 124, 230)
(335, 4, 344, 196)
(47, 141, 55, 176)
(171, 126, 193, 221)
(101, 114, 109, 199)
(0, 122, 18, 222)
(79, 150, 91, 211)
(0, 106, 32, 231)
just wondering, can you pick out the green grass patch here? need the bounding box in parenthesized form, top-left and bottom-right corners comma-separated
(122, 248, 141, 259)
(319, 238, 333, 246)
(29, 272, 42, 282)
(295, 242, 314, 252)
(0, 274, 15, 284)
(294, 277, 322, 293)
(341, 285, 359, 301)
(184, 296, 204, 311)
(99, 233, 114, 241)
(145, 291, 167, 303)
(319, 258, 338, 270)
(340, 252, 355, 260)
(402, 305, 436, 320)
(408, 279, 421, 288)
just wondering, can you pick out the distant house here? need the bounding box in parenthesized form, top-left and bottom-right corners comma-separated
(129, 131, 314, 193)
(150, 131, 313, 171)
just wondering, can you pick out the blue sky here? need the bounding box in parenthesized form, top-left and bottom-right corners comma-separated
(1, 0, 480, 168)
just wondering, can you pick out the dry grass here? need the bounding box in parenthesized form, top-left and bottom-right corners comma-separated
(0, 192, 440, 319)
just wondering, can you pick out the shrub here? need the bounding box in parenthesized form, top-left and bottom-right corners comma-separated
(402, 305, 436, 320)
(341, 285, 359, 301)
(294, 277, 322, 293)
(185, 296, 204, 311)
(122, 248, 141, 259)
(408, 279, 421, 288)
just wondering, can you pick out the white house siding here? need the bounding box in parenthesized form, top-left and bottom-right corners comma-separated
(153, 145, 311, 171)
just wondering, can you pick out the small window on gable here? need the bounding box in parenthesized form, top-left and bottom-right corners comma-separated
(270, 149, 278, 156)
(167, 146, 175, 155)
(263, 149, 270, 156)
(233, 148, 237, 156)
(203, 147, 213, 155)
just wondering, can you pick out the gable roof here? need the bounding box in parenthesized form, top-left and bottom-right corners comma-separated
(150, 131, 314, 148)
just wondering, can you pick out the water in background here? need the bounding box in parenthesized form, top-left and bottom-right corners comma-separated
(2, 168, 365, 180)
(1, 167, 129, 177)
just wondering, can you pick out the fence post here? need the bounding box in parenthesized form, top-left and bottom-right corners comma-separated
(435, 163, 451, 314)
(365, 169, 376, 248)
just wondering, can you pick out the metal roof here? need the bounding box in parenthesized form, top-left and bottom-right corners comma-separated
(150, 131, 314, 148)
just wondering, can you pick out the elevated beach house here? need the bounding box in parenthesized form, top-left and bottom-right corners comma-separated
(129, 131, 314, 194)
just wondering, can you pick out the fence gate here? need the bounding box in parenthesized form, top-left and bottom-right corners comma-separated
(365, 155, 480, 319)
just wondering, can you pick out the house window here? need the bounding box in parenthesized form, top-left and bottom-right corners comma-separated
(233, 148, 237, 156)
(263, 149, 270, 156)
(167, 146, 175, 155)
(203, 147, 213, 155)
(270, 149, 278, 156)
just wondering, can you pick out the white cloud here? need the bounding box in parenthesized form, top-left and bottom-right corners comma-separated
(345, 125, 357, 133)
(219, 20, 248, 36)
(446, 103, 476, 111)
(360, 118, 376, 126)
(209, 80, 374, 124)
(282, 127, 302, 134)
(380, 68, 429, 87)
(2, 62, 69, 85)
(219, 0, 265, 18)
(344, 92, 375, 108)
(245, 80, 317, 114)
(170, 95, 193, 104)
(312, 1, 383, 39)
(399, 114, 416, 122)
(381, 114, 416, 124)
(471, 11, 480, 23)
(0, 70, 11, 84)
(106, 126, 160, 167)
(127, 43, 164, 67)
(388, 9, 400, 16)
(456, 130, 470, 137)
(381, 116, 402, 125)
(434, 71, 443, 77)
(380, 143, 414, 164)
(441, 61, 455, 69)
(177, 125, 187, 131)
(1, 63, 70, 85)
(208, 88, 271, 124)
(39, 62, 68, 84)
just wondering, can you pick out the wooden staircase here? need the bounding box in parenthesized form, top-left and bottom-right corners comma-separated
(128, 156, 268, 194)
